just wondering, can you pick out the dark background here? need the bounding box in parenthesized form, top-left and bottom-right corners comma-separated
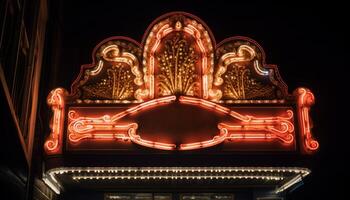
(42, 0, 346, 199)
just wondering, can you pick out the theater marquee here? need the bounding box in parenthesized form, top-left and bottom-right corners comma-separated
(43, 12, 319, 196)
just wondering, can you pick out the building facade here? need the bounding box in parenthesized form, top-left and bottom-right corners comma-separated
(0, 0, 53, 199)
(2, 2, 334, 200)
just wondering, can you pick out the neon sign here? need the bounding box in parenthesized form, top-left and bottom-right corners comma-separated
(44, 88, 66, 154)
(66, 96, 295, 151)
(44, 12, 318, 154)
(295, 88, 319, 151)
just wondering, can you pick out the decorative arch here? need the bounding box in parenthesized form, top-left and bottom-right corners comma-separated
(142, 12, 215, 99)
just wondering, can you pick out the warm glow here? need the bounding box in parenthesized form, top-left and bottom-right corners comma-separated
(179, 128, 228, 150)
(184, 24, 210, 99)
(44, 88, 66, 154)
(43, 166, 311, 195)
(44, 12, 318, 156)
(180, 96, 295, 145)
(67, 96, 295, 151)
(295, 88, 319, 151)
(89, 60, 103, 75)
(214, 45, 256, 87)
(143, 18, 213, 99)
(148, 23, 173, 99)
(128, 128, 176, 150)
(68, 96, 177, 150)
(101, 45, 144, 87)
(254, 60, 269, 76)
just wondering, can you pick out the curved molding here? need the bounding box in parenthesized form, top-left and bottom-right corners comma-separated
(294, 87, 319, 151)
(44, 88, 67, 154)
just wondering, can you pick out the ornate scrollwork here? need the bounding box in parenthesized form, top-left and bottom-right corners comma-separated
(44, 88, 67, 154)
(222, 65, 275, 99)
(294, 88, 319, 152)
(82, 44, 143, 101)
(212, 39, 286, 101)
(70, 39, 145, 102)
(82, 62, 136, 100)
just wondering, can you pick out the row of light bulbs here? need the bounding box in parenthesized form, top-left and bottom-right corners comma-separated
(75, 99, 143, 104)
(220, 99, 285, 104)
(43, 167, 310, 195)
(48, 167, 310, 175)
(74, 97, 285, 104)
(72, 175, 283, 181)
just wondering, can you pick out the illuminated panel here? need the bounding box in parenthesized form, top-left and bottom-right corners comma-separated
(44, 88, 67, 154)
(67, 96, 294, 151)
(294, 88, 319, 151)
(68, 96, 177, 150)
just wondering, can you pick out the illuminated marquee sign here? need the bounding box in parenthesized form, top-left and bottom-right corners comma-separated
(44, 12, 318, 155)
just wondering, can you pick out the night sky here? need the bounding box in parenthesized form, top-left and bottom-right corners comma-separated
(44, 1, 346, 199)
